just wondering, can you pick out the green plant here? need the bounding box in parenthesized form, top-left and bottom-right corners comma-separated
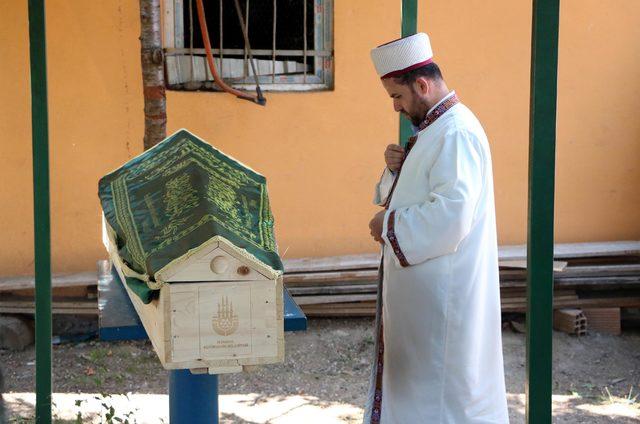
(94, 394, 139, 424)
(600, 386, 639, 406)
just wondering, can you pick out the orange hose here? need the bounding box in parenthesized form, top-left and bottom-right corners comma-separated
(195, 0, 264, 105)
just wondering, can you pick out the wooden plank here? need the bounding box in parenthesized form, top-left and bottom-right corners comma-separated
(502, 294, 578, 305)
(169, 288, 200, 362)
(163, 0, 175, 49)
(165, 48, 334, 57)
(0, 307, 98, 315)
(284, 254, 380, 273)
(557, 264, 640, 278)
(282, 242, 640, 275)
(284, 269, 377, 284)
(287, 284, 377, 296)
(0, 299, 97, 309)
(165, 56, 180, 85)
(8, 285, 90, 298)
(501, 289, 575, 299)
(297, 296, 640, 316)
(167, 55, 208, 84)
(501, 275, 640, 289)
(117, 265, 169, 366)
(555, 276, 640, 286)
(293, 294, 377, 306)
(302, 309, 376, 317)
(174, 0, 184, 48)
(501, 297, 640, 312)
(166, 54, 307, 83)
(301, 301, 376, 310)
(500, 259, 567, 272)
(285, 268, 640, 291)
(499, 241, 640, 261)
(284, 278, 378, 288)
(0, 272, 96, 292)
(285, 275, 640, 291)
(553, 241, 640, 258)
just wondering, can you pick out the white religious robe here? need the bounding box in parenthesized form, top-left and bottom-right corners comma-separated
(364, 94, 509, 423)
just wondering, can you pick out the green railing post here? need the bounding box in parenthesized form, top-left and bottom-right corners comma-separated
(28, 0, 53, 422)
(526, 0, 559, 423)
(399, 0, 418, 146)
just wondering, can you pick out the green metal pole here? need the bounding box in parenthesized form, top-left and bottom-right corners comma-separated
(28, 0, 52, 422)
(526, 0, 559, 423)
(399, 0, 418, 146)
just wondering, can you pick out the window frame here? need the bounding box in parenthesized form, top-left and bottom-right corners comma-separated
(163, 0, 334, 92)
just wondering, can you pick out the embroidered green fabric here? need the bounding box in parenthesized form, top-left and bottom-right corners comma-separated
(98, 130, 282, 303)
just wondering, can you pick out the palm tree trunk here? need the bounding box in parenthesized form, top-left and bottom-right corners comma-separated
(139, 0, 166, 150)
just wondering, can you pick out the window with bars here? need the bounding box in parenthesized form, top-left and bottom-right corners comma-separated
(164, 0, 334, 92)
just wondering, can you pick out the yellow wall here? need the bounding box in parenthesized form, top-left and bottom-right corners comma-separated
(1, 1, 639, 275)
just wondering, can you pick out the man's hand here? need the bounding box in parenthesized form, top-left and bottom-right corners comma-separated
(384, 144, 405, 172)
(369, 209, 387, 244)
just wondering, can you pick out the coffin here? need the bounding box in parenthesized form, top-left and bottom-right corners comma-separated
(99, 129, 284, 374)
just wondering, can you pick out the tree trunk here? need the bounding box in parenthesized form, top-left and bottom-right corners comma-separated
(139, 0, 167, 150)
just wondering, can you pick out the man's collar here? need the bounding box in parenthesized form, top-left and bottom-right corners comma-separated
(416, 91, 459, 132)
(412, 91, 457, 134)
(426, 90, 456, 116)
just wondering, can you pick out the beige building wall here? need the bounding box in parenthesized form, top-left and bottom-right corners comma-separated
(1, 1, 639, 276)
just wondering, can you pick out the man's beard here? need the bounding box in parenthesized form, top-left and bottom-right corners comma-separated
(409, 112, 424, 126)
(406, 96, 430, 126)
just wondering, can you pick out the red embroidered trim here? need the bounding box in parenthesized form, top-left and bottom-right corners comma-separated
(370, 319, 385, 423)
(381, 58, 434, 79)
(418, 93, 459, 131)
(386, 210, 410, 267)
(382, 174, 400, 210)
(370, 95, 460, 423)
(382, 136, 417, 209)
(382, 94, 459, 267)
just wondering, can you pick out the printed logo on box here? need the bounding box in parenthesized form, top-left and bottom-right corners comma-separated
(211, 295, 239, 336)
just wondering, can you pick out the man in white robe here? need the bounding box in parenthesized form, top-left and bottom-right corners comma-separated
(364, 33, 509, 423)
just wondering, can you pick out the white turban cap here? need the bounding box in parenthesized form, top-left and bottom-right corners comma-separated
(370, 33, 434, 78)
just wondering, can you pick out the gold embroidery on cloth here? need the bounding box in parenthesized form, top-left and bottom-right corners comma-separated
(107, 134, 278, 280)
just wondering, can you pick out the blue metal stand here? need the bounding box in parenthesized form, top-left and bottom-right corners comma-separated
(99, 267, 307, 423)
(169, 370, 219, 423)
(98, 267, 148, 341)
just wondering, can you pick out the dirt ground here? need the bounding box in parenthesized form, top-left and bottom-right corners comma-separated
(2, 317, 640, 423)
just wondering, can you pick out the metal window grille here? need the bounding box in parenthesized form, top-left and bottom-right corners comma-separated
(164, 0, 334, 92)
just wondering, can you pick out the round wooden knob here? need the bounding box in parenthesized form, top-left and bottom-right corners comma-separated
(210, 256, 229, 274)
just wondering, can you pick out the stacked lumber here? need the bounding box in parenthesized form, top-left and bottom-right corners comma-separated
(284, 254, 378, 317)
(2, 242, 640, 321)
(0, 271, 98, 315)
(284, 241, 640, 318)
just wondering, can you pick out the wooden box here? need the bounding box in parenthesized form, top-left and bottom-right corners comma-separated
(111, 238, 284, 374)
(99, 129, 286, 374)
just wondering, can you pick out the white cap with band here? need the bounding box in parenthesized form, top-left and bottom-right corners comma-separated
(370, 33, 433, 79)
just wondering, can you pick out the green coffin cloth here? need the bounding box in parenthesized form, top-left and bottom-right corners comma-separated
(98, 129, 283, 303)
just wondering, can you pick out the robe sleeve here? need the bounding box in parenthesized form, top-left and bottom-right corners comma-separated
(381, 129, 484, 267)
(373, 168, 397, 206)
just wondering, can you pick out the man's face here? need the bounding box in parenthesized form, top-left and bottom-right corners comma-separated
(381, 78, 429, 126)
